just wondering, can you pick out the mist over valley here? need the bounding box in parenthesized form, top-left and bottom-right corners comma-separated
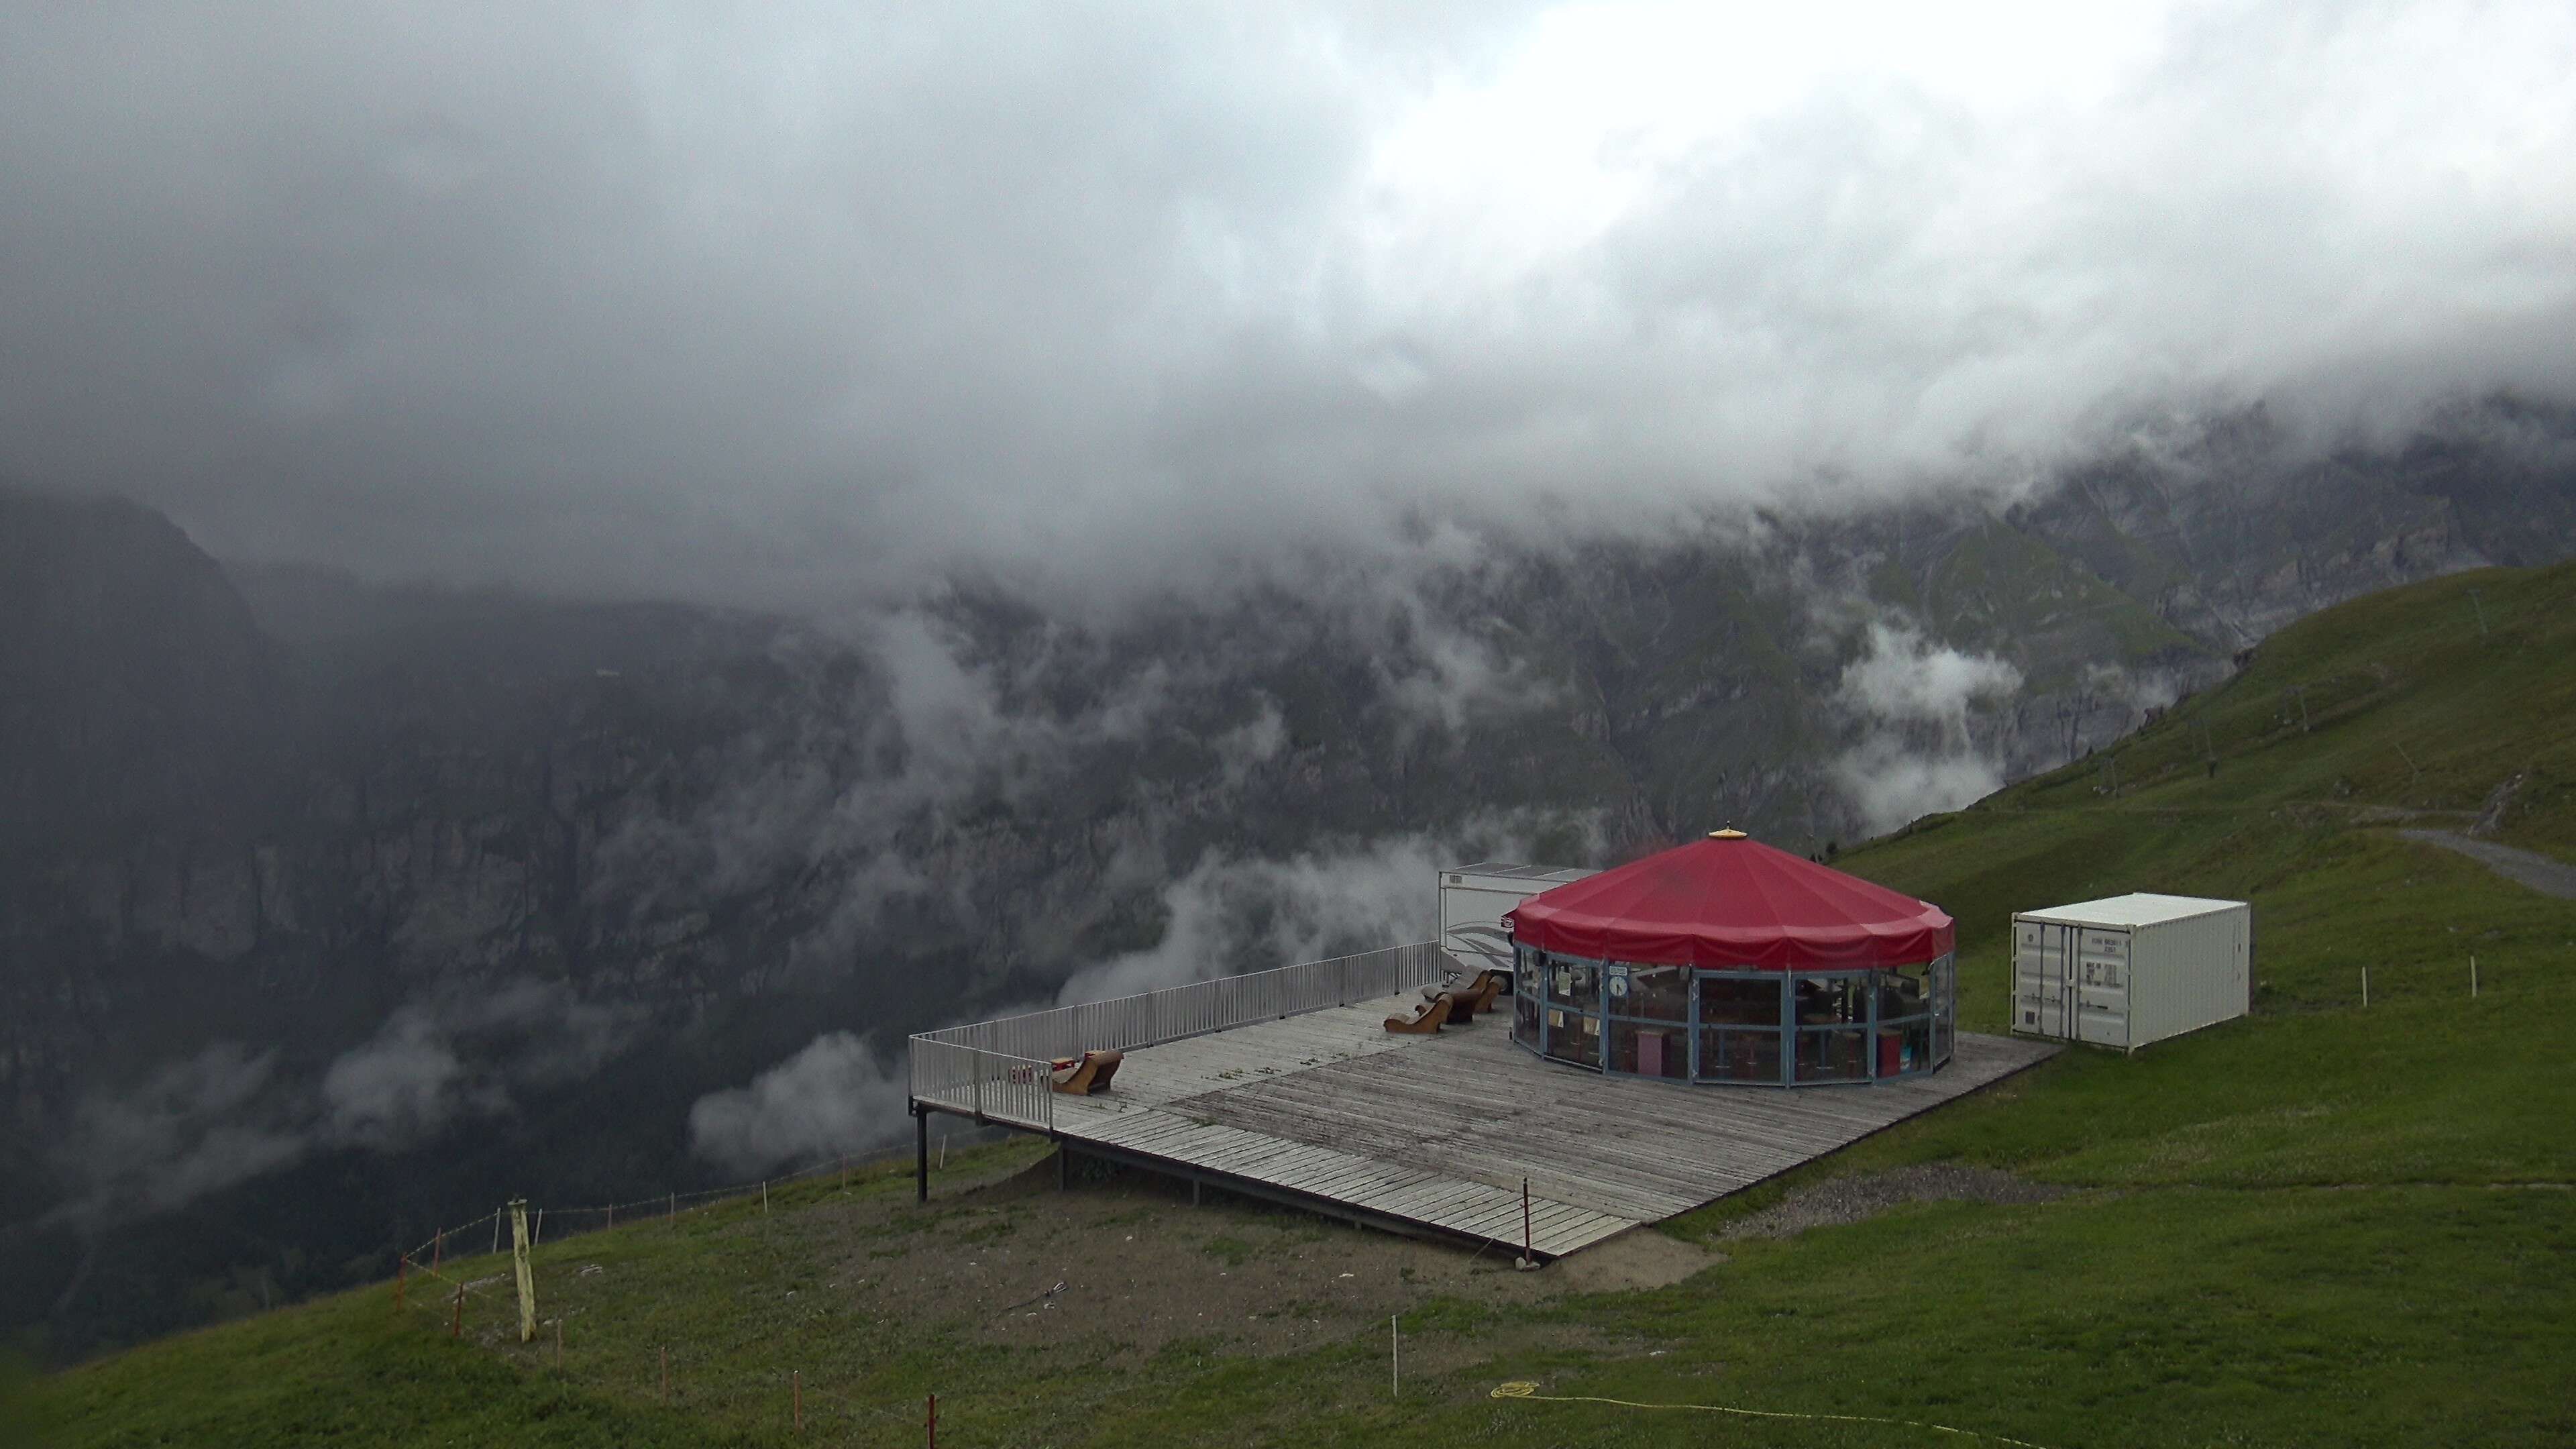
(4, 0, 2573, 1366)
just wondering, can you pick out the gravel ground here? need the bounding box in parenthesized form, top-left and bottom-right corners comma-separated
(1718, 1165, 2067, 1240)
(2398, 829, 2576, 900)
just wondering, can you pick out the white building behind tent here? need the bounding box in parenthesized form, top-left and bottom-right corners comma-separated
(1438, 863, 1594, 981)
(2011, 893, 2251, 1051)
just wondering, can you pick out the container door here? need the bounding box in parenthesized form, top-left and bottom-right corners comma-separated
(2015, 922, 2080, 1037)
(2012, 920, 2050, 1035)
(2076, 929, 2130, 1046)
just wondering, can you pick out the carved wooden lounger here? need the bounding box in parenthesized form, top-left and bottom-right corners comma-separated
(1049, 1049, 1124, 1095)
(1424, 971, 1503, 1022)
(1385, 993, 1455, 1034)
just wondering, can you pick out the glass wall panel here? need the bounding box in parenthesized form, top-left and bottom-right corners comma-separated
(1794, 974, 1866, 1027)
(1795, 1026, 1869, 1082)
(1513, 989, 1540, 1051)
(1933, 953, 1957, 1065)
(1876, 965, 1932, 1022)
(1544, 1006, 1601, 1069)
(1698, 973, 1782, 1026)
(1611, 1021, 1688, 1079)
(1546, 959, 1599, 1012)
(1876, 1018, 1933, 1076)
(1621, 964, 1690, 1022)
(1697, 1028, 1783, 1083)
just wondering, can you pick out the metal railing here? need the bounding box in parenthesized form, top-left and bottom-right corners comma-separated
(907, 942, 1442, 1124)
(906, 1039, 1059, 1131)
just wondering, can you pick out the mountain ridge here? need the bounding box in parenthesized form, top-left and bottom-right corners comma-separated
(3, 395, 2574, 1357)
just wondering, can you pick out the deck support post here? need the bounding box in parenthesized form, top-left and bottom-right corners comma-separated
(914, 1105, 928, 1204)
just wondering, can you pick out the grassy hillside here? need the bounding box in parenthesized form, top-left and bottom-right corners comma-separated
(20, 563, 2576, 1448)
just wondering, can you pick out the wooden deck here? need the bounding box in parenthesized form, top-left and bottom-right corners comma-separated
(928, 992, 2057, 1258)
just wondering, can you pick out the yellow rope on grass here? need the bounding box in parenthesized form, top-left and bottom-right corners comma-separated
(1488, 1381, 2057, 1448)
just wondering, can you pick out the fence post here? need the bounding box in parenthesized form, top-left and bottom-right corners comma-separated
(394, 1254, 407, 1311)
(433, 1228, 443, 1272)
(449, 1283, 463, 1340)
(510, 1199, 536, 1344)
(928, 1391, 938, 1448)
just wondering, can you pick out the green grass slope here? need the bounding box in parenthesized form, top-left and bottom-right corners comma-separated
(22, 562, 2576, 1448)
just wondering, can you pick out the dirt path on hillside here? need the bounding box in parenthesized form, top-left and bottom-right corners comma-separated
(2397, 830, 2576, 900)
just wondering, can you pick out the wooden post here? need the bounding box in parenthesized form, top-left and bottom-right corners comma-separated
(661, 1344, 669, 1403)
(433, 1228, 443, 1272)
(2362, 966, 2370, 1008)
(534, 1208, 543, 1247)
(510, 1199, 536, 1344)
(450, 1283, 463, 1340)
(394, 1254, 407, 1311)
(555, 1316, 564, 1371)
(927, 1392, 937, 1448)
(492, 1214, 502, 1255)
(669, 1191, 676, 1228)
(762, 1181, 769, 1215)
(1520, 1178, 1533, 1268)
(916, 1108, 929, 1205)
(1391, 1315, 1399, 1397)
(2472, 955, 2479, 997)
(606, 1203, 614, 1230)
(793, 1370, 802, 1432)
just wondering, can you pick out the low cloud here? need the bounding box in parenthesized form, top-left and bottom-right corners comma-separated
(10, 5, 2569, 604)
(1830, 621, 2022, 835)
(1057, 811, 1605, 1004)
(58, 1046, 306, 1219)
(52, 980, 644, 1223)
(684, 1032, 907, 1177)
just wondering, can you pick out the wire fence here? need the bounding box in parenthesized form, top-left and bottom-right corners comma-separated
(387, 1138, 967, 1441)
(394, 1140, 924, 1271)
(385, 944, 1442, 1438)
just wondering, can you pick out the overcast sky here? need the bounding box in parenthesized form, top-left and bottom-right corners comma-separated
(4, 1, 2571, 606)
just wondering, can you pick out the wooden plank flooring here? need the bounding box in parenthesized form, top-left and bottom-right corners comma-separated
(938, 992, 2058, 1258)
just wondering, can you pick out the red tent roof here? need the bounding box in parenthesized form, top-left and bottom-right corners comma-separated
(1505, 831, 1953, 970)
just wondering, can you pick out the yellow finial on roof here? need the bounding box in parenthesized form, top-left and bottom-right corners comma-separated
(1709, 828, 1747, 839)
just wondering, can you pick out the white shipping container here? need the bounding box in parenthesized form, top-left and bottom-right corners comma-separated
(1440, 862, 1596, 981)
(2010, 894, 2252, 1052)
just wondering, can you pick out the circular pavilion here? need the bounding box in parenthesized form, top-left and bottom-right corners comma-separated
(1503, 830, 1955, 1086)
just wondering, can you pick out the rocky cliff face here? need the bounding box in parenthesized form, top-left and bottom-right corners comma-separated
(3, 396, 2572, 1356)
